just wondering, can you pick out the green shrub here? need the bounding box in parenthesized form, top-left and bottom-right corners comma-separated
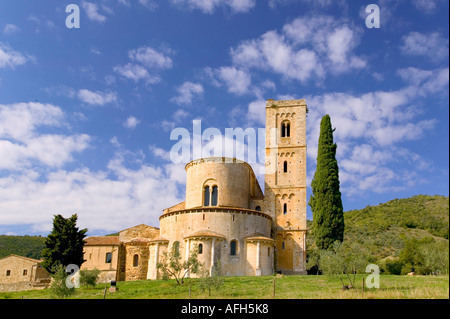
(80, 268, 100, 287)
(49, 264, 77, 299)
(382, 259, 403, 275)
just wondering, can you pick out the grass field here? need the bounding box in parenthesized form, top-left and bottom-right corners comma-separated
(0, 275, 448, 299)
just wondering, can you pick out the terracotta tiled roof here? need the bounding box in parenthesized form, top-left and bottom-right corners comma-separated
(0, 254, 43, 263)
(84, 236, 119, 246)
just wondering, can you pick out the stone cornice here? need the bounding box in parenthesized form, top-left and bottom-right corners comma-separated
(266, 99, 307, 108)
(159, 207, 272, 221)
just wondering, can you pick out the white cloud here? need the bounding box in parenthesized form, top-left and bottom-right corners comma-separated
(0, 102, 64, 141)
(90, 48, 102, 55)
(159, 108, 190, 133)
(173, 109, 189, 122)
(113, 63, 159, 83)
(284, 15, 365, 73)
(82, 1, 107, 23)
(232, 31, 324, 83)
(219, 67, 252, 95)
(0, 42, 29, 68)
(326, 26, 366, 72)
(226, 0, 255, 12)
(171, 82, 204, 105)
(7, 134, 90, 169)
(137, 0, 158, 10)
(306, 88, 434, 153)
(117, 0, 158, 9)
(124, 116, 140, 129)
(305, 70, 447, 197)
(128, 46, 173, 70)
(3, 24, 20, 35)
(0, 102, 90, 170)
(170, 0, 255, 13)
(247, 99, 266, 125)
(206, 66, 252, 95)
(397, 67, 449, 95)
(400, 31, 449, 62)
(229, 15, 365, 85)
(114, 46, 173, 84)
(0, 102, 185, 234)
(230, 39, 264, 68)
(0, 157, 185, 234)
(150, 145, 171, 160)
(77, 89, 117, 106)
(412, 0, 438, 14)
(397, 67, 433, 85)
(44, 85, 76, 99)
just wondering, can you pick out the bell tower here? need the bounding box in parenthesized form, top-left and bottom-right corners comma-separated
(264, 99, 307, 274)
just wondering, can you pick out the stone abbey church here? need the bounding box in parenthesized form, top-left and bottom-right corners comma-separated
(82, 99, 307, 282)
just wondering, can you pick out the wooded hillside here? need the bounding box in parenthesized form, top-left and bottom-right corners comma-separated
(307, 195, 449, 274)
(344, 194, 448, 259)
(0, 235, 46, 259)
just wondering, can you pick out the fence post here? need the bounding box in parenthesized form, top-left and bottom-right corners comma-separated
(273, 277, 276, 299)
(362, 277, 365, 296)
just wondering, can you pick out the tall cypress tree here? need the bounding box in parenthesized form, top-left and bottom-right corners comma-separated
(41, 214, 87, 273)
(309, 114, 344, 250)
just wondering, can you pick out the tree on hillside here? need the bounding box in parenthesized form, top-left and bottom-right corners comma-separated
(41, 214, 87, 274)
(309, 114, 344, 250)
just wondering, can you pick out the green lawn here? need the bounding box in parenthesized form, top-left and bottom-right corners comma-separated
(0, 275, 448, 299)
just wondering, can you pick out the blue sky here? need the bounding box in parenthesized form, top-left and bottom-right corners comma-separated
(0, 0, 448, 236)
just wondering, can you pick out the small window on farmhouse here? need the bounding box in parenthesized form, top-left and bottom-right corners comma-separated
(198, 243, 203, 254)
(23, 269, 28, 276)
(6, 270, 11, 276)
(211, 186, 218, 206)
(133, 254, 139, 267)
(204, 186, 210, 206)
(230, 240, 237, 256)
(105, 252, 112, 264)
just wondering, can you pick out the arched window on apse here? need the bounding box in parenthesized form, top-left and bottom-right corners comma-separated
(211, 186, 218, 206)
(204, 186, 210, 206)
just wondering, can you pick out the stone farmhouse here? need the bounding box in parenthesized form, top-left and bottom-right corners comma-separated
(82, 99, 308, 281)
(0, 254, 51, 291)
